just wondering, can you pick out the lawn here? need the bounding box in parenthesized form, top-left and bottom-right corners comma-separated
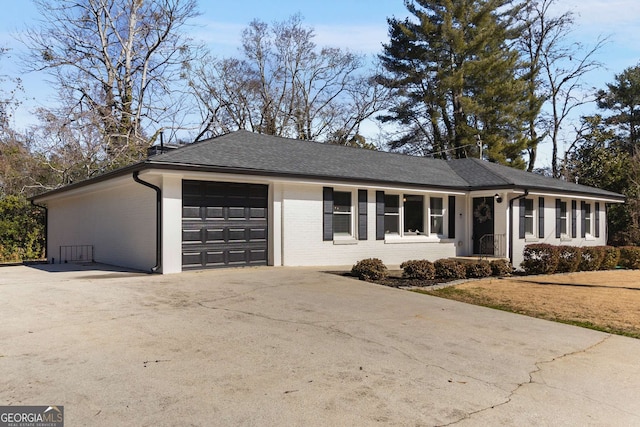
(416, 270, 640, 339)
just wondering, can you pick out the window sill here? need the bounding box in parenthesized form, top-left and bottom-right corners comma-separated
(585, 234, 596, 241)
(560, 235, 572, 242)
(384, 235, 448, 244)
(333, 238, 358, 245)
(525, 235, 538, 243)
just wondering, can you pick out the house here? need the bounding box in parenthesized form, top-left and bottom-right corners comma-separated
(30, 130, 625, 273)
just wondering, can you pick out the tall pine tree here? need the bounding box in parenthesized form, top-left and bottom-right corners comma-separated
(378, 0, 529, 167)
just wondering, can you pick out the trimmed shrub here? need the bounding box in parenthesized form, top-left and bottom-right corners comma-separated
(619, 246, 640, 270)
(434, 259, 467, 280)
(465, 261, 493, 278)
(400, 259, 436, 280)
(556, 246, 582, 273)
(599, 246, 620, 270)
(351, 258, 388, 281)
(490, 259, 513, 276)
(578, 247, 604, 271)
(521, 244, 559, 275)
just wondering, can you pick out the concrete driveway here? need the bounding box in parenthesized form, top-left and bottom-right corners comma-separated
(1, 264, 639, 426)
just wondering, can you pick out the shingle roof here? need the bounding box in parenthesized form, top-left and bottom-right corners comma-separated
(31, 130, 625, 201)
(149, 130, 470, 189)
(148, 130, 623, 200)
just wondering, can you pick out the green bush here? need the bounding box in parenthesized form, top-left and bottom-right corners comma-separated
(0, 195, 45, 262)
(351, 258, 388, 281)
(400, 259, 436, 280)
(521, 244, 559, 275)
(489, 259, 513, 276)
(434, 259, 467, 280)
(599, 246, 620, 270)
(556, 246, 582, 273)
(578, 246, 604, 271)
(465, 261, 493, 278)
(619, 247, 640, 270)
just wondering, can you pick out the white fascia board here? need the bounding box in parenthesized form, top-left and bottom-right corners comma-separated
(142, 169, 468, 195)
(527, 191, 625, 203)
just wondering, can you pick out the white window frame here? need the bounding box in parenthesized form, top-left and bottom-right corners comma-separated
(403, 194, 425, 235)
(429, 196, 444, 236)
(584, 202, 593, 237)
(524, 198, 535, 236)
(332, 190, 353, 238)
(559, 200, 569, 239)
(384, 194, 400, 236)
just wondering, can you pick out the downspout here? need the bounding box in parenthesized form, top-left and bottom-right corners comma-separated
(133, 171, 162, 273)
(508, 189, 529, 266)
(30, 200, 48, 263)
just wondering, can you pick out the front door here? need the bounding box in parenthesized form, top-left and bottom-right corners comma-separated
(472, 197, 495, 255)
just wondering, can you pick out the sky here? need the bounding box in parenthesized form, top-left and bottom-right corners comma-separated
(1, 0, 639, 167)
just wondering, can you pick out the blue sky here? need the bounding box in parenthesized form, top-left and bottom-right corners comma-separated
(1, 0, 639, 166)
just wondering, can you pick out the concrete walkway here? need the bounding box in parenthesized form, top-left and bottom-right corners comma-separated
(1, 264, 639, 426)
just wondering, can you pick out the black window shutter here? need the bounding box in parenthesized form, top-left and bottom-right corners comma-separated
(581, 201, 587, 238)
(519, 198, 526, 239)
(376, 191, 385, 240)
(595, 202, 600, 238)
(358, 190, 367, 241)
(571, 200, 577, 238)
(538, 197, 545, 238)
(448, 196, 456, 239)
(555, 199, 562, 238)
(323, 187, 333, 241)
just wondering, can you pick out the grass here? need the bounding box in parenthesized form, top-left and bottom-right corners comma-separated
(416, 284, 640, 340)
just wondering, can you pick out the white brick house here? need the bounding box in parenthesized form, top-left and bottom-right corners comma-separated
(31, 130, 625, 273)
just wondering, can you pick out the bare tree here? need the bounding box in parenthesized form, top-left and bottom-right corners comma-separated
(20, 0, 200, 168)
(518, 0, 605, 176)
(187, 15, 390, 144)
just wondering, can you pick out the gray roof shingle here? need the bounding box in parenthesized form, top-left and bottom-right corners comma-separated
(31, 130, 625, 201)
(149, 130, 623, 199)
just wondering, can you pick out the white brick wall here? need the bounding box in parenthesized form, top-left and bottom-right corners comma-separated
(510, 195, 608, 269)
(280, 183, 457, 267)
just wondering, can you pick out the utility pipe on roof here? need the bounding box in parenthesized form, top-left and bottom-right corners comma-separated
(133, 171, 162, 273)
(508, 189, 529, 266)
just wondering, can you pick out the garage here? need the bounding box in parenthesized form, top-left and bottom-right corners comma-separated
(181, 180, 268, 269)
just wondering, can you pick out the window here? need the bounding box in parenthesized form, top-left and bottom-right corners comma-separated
(403, 195, 424, 234)
(384, 194, 399, 234)
(559, 201, 568, 235)
(524, 199, 534, 235)
(333, 191, 352, 236)
(584, 203, 592, 236)
(430, 197, 444, 235)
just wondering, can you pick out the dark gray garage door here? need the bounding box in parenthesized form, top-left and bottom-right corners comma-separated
(182, 180, 268, 269)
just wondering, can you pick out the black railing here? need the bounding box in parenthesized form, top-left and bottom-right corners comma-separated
(479, 234, 506, 259)
(59, 245, 94, 263)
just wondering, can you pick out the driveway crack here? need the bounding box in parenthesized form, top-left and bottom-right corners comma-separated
(437, 334, 614, 426)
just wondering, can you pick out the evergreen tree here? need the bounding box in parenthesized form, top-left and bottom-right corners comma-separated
(596, 65, 640, 155)
(378, 0, 529, 166)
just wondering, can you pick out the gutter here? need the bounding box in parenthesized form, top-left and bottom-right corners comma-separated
(30, 199, 48, 263)
(133, 171, 162, 273)
(508, 189, 529, 266)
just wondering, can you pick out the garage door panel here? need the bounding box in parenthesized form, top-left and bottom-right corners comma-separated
(205, 207, 224, 219)
(182, 228, 202, 243)
(182, 180, 268, 269)
(182, 206, 201, 219)
(205, 228, 225, 243)
(228, 207, 246, 218)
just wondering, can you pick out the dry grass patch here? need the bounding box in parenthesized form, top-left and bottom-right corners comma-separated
(419, 270, 640, 339)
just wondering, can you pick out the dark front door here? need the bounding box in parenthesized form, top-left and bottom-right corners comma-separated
(472, 197, 495, 255)
(182, 180, 268, 269)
